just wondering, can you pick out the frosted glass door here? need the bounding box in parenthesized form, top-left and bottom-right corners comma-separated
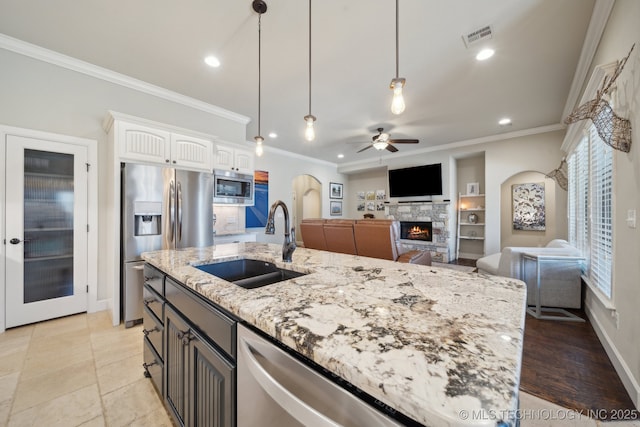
(5, 136, 88, 328)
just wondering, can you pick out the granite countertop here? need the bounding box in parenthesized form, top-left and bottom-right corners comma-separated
(142, 242, 527, 427)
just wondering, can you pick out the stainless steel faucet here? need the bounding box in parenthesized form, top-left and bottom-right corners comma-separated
(265, 200, 296, 262)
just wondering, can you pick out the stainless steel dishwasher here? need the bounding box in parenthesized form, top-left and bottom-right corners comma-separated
(237, 324, 402, 427)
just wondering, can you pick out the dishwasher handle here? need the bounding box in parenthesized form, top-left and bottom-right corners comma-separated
(238, 334, 342, 427)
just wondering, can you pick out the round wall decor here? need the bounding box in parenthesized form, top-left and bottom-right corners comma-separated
(467, 213, 478, 224)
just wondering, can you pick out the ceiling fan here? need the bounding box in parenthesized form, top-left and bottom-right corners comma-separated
(357, 128, 419, 153)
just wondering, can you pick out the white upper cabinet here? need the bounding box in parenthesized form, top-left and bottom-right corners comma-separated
(115, 118, 214, 172)
(213, 144, 254, 175)
(119, 121, 171, 165)
(170, 133, 213, 171)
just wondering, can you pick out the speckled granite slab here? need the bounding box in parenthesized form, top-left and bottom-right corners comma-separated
(142, 243, 527, 427)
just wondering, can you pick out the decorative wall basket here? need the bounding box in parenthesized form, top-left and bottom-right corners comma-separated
(546, 158, 568, 191)
(564, 44, 634, 153)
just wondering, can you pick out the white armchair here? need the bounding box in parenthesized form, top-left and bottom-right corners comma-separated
(476, 239, 583, 309)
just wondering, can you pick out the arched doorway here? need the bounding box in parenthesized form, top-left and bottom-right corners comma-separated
(292, 175, 322, 245)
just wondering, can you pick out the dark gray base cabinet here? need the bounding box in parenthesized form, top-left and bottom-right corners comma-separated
(142, 265, 236, 427)
(165, 305, 235, 427)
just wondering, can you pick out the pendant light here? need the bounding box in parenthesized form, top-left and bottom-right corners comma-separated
(389, 0, 405, 115)
(303, 0, 316, 141)
(253, 0, 267, 156)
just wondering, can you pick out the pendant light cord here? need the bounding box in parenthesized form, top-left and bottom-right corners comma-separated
(308, 0, 312, 115)
(257, 12, 262, 137)
(395, 0, 399, 79)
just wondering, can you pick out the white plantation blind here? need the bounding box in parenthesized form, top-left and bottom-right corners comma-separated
(567, 125, 613, 299)
(588, 126, 613, 297)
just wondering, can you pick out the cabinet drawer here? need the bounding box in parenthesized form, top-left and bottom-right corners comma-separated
(143, 337, 164, 396)
(143, 306, 163, 359)
(144, 264, 164, 295)
(165, 277, 236, 358)
(143, 284, 164, 322)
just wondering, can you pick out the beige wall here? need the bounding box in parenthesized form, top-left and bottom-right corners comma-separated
(575, 0, 640, 408)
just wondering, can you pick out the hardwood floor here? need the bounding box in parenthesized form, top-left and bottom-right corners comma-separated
(457, 258, 638, 421)
(520, 308, 638, 421)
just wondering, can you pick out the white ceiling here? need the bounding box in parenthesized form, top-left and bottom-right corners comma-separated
(0, 0, 597, 165)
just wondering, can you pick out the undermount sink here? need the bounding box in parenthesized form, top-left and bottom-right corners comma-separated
(195, 259, 307, 289)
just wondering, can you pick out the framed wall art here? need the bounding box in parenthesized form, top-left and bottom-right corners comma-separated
(330, 200, 343, 216)
(330, 182, 343, 199)
(512, 182, 546, 230)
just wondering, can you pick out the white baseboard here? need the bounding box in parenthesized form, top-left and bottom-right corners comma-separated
(585, 300, 640, 410)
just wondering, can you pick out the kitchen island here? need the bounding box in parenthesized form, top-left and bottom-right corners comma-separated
(142, 242, 527, 427)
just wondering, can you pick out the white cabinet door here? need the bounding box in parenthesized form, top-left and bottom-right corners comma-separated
(5, 135, 88, 328)
(233, 148, 254, 174)
(119, 122, 171, 164)
(213, 144, 235, 170)
(170, 133, 213, 172)
(213, 144, 254, 174)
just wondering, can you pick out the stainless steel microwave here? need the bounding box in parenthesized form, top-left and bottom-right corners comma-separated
(213, 169, 254, 205)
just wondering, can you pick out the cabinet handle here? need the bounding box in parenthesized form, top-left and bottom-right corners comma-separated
(142, 326, 159, 336)
(165, 159, 170, 163)
(142, 361, 158, 378)
(177, 330, 194, 345)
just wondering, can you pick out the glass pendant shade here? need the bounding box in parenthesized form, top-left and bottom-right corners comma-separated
(390, 78, 406, 115)
(254, 135, 264, 156)
(304, 114, 316, 142)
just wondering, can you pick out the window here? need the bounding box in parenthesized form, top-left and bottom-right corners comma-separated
(567, 125, 613, 298)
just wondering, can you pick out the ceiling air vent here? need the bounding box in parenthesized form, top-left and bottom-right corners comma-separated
(463, 25, 493, 48)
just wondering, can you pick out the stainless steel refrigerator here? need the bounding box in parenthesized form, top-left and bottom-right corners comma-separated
(121, 163, 213, 327)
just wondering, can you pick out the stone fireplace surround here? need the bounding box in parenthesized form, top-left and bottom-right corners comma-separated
(386, 201, 453, 263)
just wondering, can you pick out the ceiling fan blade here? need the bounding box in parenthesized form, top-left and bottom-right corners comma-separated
(388, 139, 419, 144)
(357, 145, 373, 153)
(385, 144, 399, 153)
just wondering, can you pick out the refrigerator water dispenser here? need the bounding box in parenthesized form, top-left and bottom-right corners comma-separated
(134, 201, 162, 236)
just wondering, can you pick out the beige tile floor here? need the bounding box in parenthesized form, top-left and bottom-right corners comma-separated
(0, 311, 172, 426)
(1, 311, 639, 427)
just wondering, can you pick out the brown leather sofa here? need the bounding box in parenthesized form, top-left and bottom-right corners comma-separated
(300, 218, 431, 265)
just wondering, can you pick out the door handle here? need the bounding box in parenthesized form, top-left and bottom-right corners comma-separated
(169, 180, 175, 243)
(9, 238, 29, 244)
(177, 182, 183, 243)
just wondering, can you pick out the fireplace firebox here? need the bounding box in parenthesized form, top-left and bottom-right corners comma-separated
(400, 221, 432, 242)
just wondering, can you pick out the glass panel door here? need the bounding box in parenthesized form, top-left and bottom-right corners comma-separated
(23, 149, 75, 303)
(5, 135, 88, 328)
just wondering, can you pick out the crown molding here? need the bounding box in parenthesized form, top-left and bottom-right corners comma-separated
(561, 0, 615, 120)
(254, 143, 339, 168)
(337, 123, 565, 174)
(0, 33, 251, 125)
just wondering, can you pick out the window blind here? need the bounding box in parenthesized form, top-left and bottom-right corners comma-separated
(588, 126, 613, 297)
(567, 125, 613, 299)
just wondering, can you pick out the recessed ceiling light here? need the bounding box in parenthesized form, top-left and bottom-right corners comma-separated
(268, 132, 277, 138)
(204, 55, 220, 68)
(337, 154, 344, 159)
(476, 48, 495, 61)
(499, 118, 512, 126)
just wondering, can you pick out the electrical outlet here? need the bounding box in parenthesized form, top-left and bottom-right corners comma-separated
(627, 209, 636, 228)
(611, 310, 620, 329)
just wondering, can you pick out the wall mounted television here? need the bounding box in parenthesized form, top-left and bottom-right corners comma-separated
(388, 163, 443, 198)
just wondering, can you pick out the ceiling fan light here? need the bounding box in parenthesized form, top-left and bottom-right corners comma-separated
(373, 140, 388, 151)
(390, 78, 406, 115)
(304, 114, 316, 141)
